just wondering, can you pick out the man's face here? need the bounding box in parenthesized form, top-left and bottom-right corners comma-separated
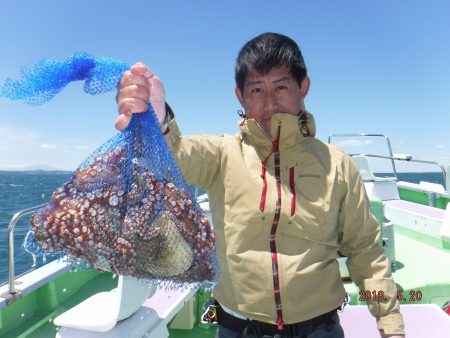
(235, 65, 310, 136)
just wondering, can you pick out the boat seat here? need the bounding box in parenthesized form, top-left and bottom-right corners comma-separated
(384, 199, 446, 240)
(351, 155, 399, 200)
(55, 283, 199, 338)
(384, 199, 446, 221)
(441, 203, 450, 240)
(352, 155, 395, 182)
(54, 275, 156, 332)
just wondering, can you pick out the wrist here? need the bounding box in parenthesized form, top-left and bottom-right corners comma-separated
(161, 102, 174, 134)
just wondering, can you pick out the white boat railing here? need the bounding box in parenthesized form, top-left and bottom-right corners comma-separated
(328, 133, 448, 190)
(3, 204, 46, 303)
(355, 153, 447, 191)
(328, 133, 398, 175)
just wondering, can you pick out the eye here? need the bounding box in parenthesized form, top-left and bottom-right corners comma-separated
(250, 87, 263, 94)
(276, 85, 288, 91)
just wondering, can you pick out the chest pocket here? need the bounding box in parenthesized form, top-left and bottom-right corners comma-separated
(282, 161, 341, 242)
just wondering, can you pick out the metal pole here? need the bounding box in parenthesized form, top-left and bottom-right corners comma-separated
(328, 133, 448, 189)
(428, 192, 437, 207)
(7, 204, 47, 296)
(328, 133, 399, 178)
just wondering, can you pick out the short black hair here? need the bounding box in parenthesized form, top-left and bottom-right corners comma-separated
(235, 32, 307, 92)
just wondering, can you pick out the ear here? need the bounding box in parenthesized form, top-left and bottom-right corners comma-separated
(300, 76, 310, 99)
(235, 86, 245, 107)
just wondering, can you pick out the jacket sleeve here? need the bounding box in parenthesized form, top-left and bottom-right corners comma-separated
(338, 157, 405, 335)
(162, 114, 223, 191)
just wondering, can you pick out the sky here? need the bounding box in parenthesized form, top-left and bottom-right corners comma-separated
(0, 0, 449, 174)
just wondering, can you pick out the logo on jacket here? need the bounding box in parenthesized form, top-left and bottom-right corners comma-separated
(298, 174, 321, 179)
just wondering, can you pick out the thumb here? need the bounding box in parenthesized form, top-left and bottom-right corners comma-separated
(148, 75, 166, 125)
(130, 62, 151, 76)
(115, 113, 131, 131)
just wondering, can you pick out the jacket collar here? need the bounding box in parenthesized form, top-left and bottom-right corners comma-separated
(238, 112, 316, 151)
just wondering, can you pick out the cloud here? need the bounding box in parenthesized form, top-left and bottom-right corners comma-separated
(0, 123, 93, 170)
(40, 143, 58, 149)
(0, 124, 67, 170)
(335, 139, 374, 148)
(0, 125, 40, 150)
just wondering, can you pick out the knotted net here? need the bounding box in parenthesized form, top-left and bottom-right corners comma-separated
(1, 52, 217, 284)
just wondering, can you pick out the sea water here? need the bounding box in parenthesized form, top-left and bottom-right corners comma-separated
(0, 171, 71, 284)
(0, 170, 445, 284)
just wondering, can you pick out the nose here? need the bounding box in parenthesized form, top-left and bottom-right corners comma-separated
(263, 91, 279, 113)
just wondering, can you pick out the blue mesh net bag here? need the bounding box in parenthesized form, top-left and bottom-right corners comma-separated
(1, 52, 217, 284)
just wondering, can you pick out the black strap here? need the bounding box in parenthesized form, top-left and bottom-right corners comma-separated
(217, 304, 338, 338)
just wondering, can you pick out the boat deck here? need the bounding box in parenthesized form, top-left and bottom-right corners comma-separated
(340, 304, 450, 337)
(345, 230, 450, 306)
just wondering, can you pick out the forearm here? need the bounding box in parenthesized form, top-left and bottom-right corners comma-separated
(339, 159, 405, 335)
(346, 235, 405, 335)
(163, 110, 223, 190)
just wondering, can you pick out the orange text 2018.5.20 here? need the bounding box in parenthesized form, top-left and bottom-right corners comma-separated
(358, 290, 423, 302)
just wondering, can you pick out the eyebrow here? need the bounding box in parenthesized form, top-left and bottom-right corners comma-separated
(246, 76, 291, 87)
(246, 80, 263, 86)
(273, 76, 291, 84)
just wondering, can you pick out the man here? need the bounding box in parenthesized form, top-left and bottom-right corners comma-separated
(115, 33, 405, 338)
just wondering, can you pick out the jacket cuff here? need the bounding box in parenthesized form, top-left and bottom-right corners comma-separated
(161, 102, 174, 135)
(376, 312, 405, 335)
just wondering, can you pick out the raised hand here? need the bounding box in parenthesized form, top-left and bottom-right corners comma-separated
(115, 62, 166, 131)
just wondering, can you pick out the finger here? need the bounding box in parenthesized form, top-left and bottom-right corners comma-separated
(130, 62, 152, 77)
(148, 75, 164, 100)
(119, 71, 149, 89)
(116, 84, 150, 103)
(115, 113, 131, 131)
(131, 63, 157, 81)
(143, 67, 155, 79)
(118, 98, 148, 116)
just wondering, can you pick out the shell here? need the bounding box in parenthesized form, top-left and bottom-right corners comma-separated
(30, 147, 215, 281)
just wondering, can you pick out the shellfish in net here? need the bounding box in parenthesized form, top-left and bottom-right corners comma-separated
(1, 52, 218, 284)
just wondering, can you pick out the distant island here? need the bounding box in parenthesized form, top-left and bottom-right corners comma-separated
(0, 164, 73, 173)
(0, 169, 73, 175)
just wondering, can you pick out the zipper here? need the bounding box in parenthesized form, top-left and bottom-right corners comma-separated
(255, 120, 273, 142)
(254, 120, 286, 331)
(289, 167, 296, 217)
(258, 121, 273, 213)
(268, 124, 284, 331)
(260, 160, 268, 212)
